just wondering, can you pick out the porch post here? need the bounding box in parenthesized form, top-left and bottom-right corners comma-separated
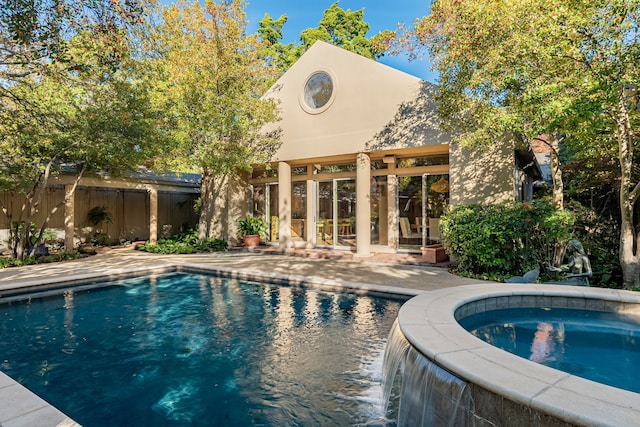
(355, 152, 371, 257)
(278, 162, 292, 250)
(64, 184, 75, 252)
(149, 188, 158, 245)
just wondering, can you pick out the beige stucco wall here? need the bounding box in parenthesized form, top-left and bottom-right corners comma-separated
(449, 141, 515, 206)
(264, 41, 450, 162)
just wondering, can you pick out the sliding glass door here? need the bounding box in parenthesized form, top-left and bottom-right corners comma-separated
(316, 179, 356, 248)
(251, 183, 279, 243)
(398, 174, 449, 250)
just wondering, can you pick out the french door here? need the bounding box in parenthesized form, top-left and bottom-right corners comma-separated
(316, 179, 356, 248)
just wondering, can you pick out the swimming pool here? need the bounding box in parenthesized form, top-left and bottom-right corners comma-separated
(459, 306, 640, 394)
(0, 272, 404, 426)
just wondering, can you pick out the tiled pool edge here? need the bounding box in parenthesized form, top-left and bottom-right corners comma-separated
(398, 283, 640, 427)
(0, 372, 79, 427)
(0, 262, 420, 426)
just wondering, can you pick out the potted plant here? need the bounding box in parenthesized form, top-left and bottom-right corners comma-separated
(87, 206, 113, 246)
(238, 215, 267, 247)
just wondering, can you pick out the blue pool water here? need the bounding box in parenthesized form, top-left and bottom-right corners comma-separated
(459, 307, 640, 393)
(0, 272, 403, 426)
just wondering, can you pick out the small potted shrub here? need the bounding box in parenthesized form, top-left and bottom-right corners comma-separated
(238, 215, 267, 247)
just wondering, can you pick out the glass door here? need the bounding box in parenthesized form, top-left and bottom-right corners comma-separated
(291, 182, 306, 242)
(398, 175, 423, 250)
(336, 179, 356, 247)
(316, 179, 356, 247)
(397, 174, 449, 250)
(316, 181, 333, 246)
(266, 184, 279, 243)
(371, 176, 388, 245)
(424, 174, 449, 244)
(250, 183, 279, 243)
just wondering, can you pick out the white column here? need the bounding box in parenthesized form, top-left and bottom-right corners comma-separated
(149, 188, 158, 245)
(306, 179, 315, 248)
(278, 162, 292, 250)
(388, 175, 398, 250)
(64, 184, 75, 252)
(355, 152, 371, 257)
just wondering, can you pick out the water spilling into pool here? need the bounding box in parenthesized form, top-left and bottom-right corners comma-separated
(0, 272, 404, 426)
(381, 321, 473, 427)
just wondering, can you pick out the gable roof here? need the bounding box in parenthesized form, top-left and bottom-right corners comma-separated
(263, 41, 449, 162)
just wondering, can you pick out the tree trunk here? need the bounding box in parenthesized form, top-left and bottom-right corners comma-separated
(198, 168, 215, 240)
(615, 90, 640, 289)
(548, 134, 564, 211)
(539, 134, 565, 266)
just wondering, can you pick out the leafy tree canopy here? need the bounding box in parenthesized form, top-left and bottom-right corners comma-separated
(0, 0, 148, 100)
(0, 26, 162, 259)
(391, 0, 640, 287)
(148, 0, 281, 238)
(258, 2, 388, 72)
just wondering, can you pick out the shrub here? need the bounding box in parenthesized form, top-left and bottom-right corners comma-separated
(0, 252, 89, 269)
(441, 200, 573, 280)
(136, 231, 228, 254)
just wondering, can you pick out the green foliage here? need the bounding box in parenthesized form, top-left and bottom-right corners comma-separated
(87, 206, 114, 226)
(148, 0, 282, 239)
(237, 215, 267, 239)
(257, 2, 386, 74)
(91, 232, 112, 246)
(137, 231, 228, 254)
(0, 0, 147, 104)
(257, 13, 301, 71)
(299, 2, 381, 60)
(0, 256, 30, 268)
(0, 252, 89, 269)
(0, 16, 164, 260)
(441, 201, 573, 280)
(567, 201, 622, 288)
(6, 222, 58, 257)
(393, 0, 640, 287)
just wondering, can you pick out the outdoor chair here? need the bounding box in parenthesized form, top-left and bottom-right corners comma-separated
(399, 217, 421, 239)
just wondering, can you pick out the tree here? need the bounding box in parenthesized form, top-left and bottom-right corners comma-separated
(257, 2, 387, 73)
(0, 0, 146, 102)
(0, 29, 161, 259)
(391, 0, 640, 288)
(149, 0, 281, 240)
(257, 13, 300, 71)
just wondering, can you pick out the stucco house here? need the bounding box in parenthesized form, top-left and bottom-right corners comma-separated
(237, 41, 540, 256)
(0, 41, 540, 255)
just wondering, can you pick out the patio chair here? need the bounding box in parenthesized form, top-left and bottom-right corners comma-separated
(399, 217, 421, 239)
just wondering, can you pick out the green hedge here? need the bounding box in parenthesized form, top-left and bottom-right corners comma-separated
(137, 231, 228, 254)
(0, 252, 89, 269)
(440, 200, 574, 281)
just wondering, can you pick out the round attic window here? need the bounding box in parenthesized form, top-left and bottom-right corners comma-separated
(302, 71, 335, 113)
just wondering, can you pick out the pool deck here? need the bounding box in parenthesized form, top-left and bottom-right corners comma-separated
(0, 247, 489, 427)
(0, 247, 487, 298)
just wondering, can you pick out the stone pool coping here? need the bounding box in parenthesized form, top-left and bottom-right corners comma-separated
(399, 283, 640, 427)
(0, 263, 421, 426)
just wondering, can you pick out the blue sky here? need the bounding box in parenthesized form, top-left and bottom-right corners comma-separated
(244, 0, 437, 82)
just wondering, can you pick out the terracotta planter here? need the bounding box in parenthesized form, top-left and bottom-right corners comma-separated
(242, 235, 260, 247)
(421, 244, 448, 264)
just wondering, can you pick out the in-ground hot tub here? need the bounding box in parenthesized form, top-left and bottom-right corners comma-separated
(393, 283, 640, 426)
